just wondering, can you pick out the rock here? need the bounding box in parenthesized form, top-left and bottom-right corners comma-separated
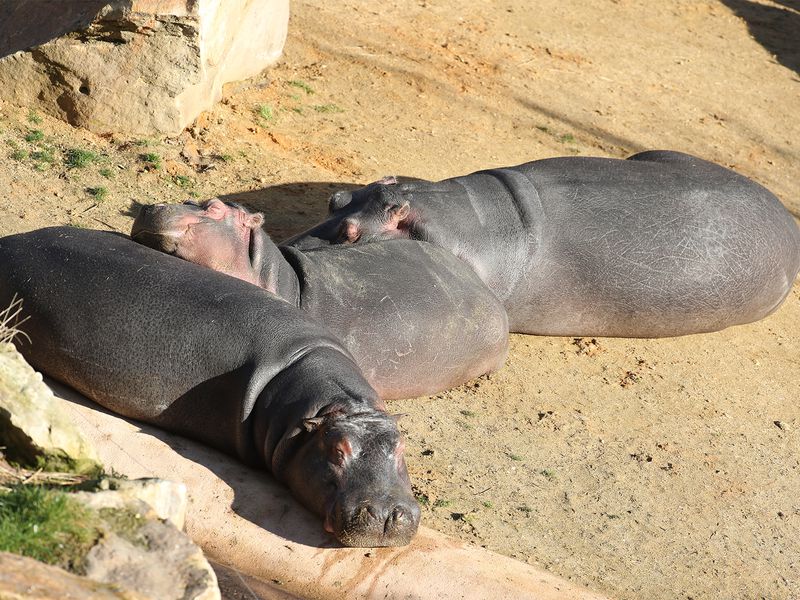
(0, 343, 102, 474)
(86, 519, 220, 600)
(0, 551, 148, 599)
(0, 0, 289, 135)
(74, 477, 188, 530)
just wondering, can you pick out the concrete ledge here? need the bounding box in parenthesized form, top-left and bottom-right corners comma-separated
(54, 381, 609, 600)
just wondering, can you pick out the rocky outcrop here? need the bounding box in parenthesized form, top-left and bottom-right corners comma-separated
(85, 516, 220, 600)
(0, 342, 101, 474)
(0, 0, 290, 135)
(0, 552, 148, 600)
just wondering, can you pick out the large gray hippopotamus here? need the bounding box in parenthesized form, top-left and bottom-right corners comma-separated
(131, 199, 508, 400)
(286, 151, 800, 337)
(0, 227, 420, 547)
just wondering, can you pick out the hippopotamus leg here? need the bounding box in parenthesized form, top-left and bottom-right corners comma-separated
(133, 200, 509, 400)
(0, 227, 420, 547)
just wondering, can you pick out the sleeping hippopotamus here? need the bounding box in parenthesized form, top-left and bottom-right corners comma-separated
(0, 227, 420, 547)
(131, 199, 508, 400)
(285, 151, 800, 337)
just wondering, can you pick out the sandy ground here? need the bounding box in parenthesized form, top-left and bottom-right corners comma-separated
(0, 0, 798, 598)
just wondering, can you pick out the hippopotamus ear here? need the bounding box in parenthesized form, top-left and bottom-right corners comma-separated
(245, 211, 265, 229)
(375, 175, 398, 185)
(386, 201, 410, 226)
(302, 416, 326, 432)
(328, 191, 353, 213)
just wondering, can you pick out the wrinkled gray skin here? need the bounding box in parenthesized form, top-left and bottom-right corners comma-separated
(286, 151, 800, 337)
(0, 227, 420, 547)
(131, 200, 508, 400)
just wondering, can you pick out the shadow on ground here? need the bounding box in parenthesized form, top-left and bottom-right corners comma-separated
(720, 0, 800, 73)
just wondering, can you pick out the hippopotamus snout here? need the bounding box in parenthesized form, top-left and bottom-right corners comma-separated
(284, 411, 420, 547)
(330, 483, 420, 548)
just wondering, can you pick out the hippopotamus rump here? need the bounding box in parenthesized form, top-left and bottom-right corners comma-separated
(0, 227, 419, 547)
(131, 200, 508, 400)
(285, 150, 800, 338)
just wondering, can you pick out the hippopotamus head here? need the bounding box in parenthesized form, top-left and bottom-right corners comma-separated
(284, 177, 419, 250)
(280, 409, 420, 547)
(131, 199, 298, 297)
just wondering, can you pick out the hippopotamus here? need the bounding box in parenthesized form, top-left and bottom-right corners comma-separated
(131, 199, 508, 400)
(285, 150, 800, 338)
(0, 227, 420, 547)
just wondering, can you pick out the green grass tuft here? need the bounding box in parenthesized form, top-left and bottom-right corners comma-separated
(141, 152, 162, 170)
(24, 130, 44, 143)
(65, 148, 100, 169)
(99, 167, 114, 179)
(0, 486, 98, 573)
(288, 80, 315, 95)
(256, 104, 274, 121)
(312, 104, 344, 114)
(87, 187, 108, 202)
(27, 110, 43, 125)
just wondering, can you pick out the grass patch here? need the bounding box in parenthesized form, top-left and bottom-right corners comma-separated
(509, 453, 524, 462)
(27, 110, 43, 125)
(97, 508, 146, 549)
(256, 104, 274, 121)
(87, 187, 108, 202)
(10, 149, 28, 161)
(0, 486, 98, 573)
(559, 133, 576, 143)
(173, 174, 192, 188)
(65, 148, 100, 169)
(219, 153, 234, 163)
(99, 167, 114, 179)
(433, 499, 451, 508)
(141, 152, 161, 170)
(460, 410, 476, 418)
(540, 468, 557, 480)
(288, 80, 315, 94)
(312, 104, 344, 114)
(24, 129, 44, 143)
(414, 491, 430, 507)
(482, 500, 493, 509)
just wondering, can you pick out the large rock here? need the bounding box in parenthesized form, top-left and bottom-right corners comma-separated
(85, 518, 220, 600)
(0, 552, 148, 600)
(74, 477, 188, 530)
(0, 0, 289, 135)
(0, 343, 101, 474)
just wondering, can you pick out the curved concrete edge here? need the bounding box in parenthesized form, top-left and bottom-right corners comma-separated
(52, 381, 609, 600)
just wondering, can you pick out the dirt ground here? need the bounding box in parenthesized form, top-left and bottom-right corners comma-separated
(0, 0, 798, 598)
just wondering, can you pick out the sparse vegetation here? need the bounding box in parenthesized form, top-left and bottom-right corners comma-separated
(24, 129, 44, 143)
(27, 110, 43, 125)
(141, 152, 162, 170)
(540, 468, 557, 480)
(10, 149, 27, 161)
(173, 174, 192, 188)
(256, 104, 274, 122)
(509, 453, 524, 461)
(65, 148, 100, 169)
(460, 409, 476, 417)
(433, 499, 451, 508)
(312, 104, 344, 114)
(288, 80, 315, 95)
(0, 296, 29, 345)
(87, 186, 108, 202)
(219, 153, 234, 163)
(99, 167, 114, 179)
(559, 133, 576, 143)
